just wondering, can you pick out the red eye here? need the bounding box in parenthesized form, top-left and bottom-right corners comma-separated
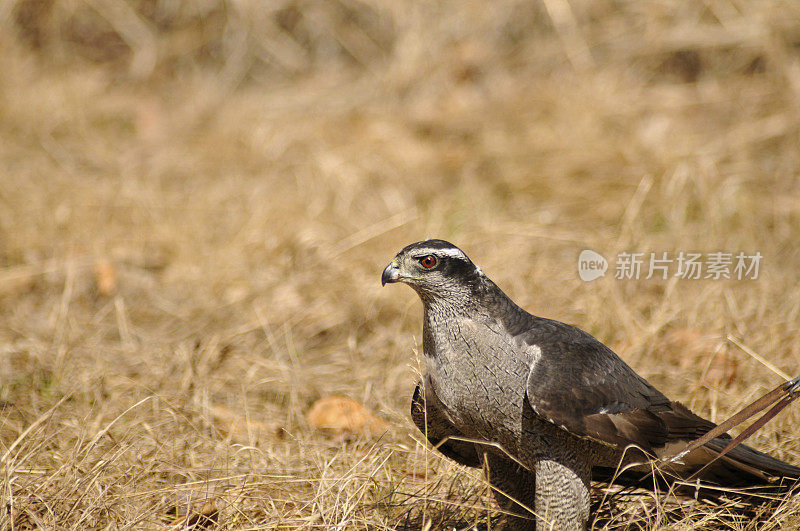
(419, 255, 437, 269)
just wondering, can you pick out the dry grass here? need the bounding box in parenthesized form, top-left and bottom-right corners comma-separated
(1, 0, 800, 528)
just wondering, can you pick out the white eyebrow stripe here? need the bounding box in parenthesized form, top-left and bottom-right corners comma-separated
(412, 247, 469, 261)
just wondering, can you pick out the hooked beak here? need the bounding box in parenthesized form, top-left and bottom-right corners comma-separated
(381, 261, 401, 286)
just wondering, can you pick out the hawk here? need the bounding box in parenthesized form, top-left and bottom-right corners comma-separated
(382, 239, 800, 530)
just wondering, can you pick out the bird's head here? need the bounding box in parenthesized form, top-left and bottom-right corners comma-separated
(381, 240, 485, 301)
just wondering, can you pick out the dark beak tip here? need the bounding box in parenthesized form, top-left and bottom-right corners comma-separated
(381, 263, 398, 287)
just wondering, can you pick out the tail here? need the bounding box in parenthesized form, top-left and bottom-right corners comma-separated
(595, 376, 800, 506)
(667, 374, 800, 495)
(593, 436, 800, 499)
(696, 437, 800, 490)
(700, 437, 800, 484)
(591, 446, 799, 530)
(689, 374, 800, 492)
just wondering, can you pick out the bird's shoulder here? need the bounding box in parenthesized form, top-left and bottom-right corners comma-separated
(504, 314, 663, 406)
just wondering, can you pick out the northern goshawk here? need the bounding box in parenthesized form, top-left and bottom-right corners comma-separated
(382, 239, 800, 530)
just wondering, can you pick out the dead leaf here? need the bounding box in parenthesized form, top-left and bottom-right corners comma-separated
(306, 395, 388, 437)
(700, 351, 739, 389)
(94, 260, 117, 296)
(163, 500, 218, 530)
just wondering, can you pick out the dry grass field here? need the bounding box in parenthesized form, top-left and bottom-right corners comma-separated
(2, 1, 800, 528)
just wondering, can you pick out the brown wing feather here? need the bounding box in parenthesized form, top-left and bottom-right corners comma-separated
(520, 318, 721, 454)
